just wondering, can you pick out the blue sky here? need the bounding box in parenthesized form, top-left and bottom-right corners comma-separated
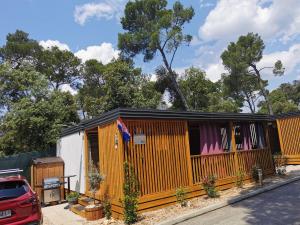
(1, 0, 300, 92)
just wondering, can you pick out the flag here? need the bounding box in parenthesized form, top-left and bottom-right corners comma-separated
(117, 118, 131, 142)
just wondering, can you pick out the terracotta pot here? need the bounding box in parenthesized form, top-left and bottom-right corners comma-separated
(85, 205, 104, 221)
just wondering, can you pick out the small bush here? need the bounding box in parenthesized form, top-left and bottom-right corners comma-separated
(66, 192, 80, 202)
(202, 175, 219, 198)
(251, 165, 260, 183)
(103, 196, 112, 220)
(123, 162, 139, 225)
(236, 170, 245, 188)
(175, 187, 187, 207)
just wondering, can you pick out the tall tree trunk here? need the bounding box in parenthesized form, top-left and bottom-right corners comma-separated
(158, 47, 189, 110)
(244, 91, 256, 113)
(250, 64, 273, 115)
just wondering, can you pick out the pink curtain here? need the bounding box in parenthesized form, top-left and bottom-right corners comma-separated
(199, 123, 224, 155)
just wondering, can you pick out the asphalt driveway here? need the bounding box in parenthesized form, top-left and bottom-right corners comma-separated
(178, 180, 300, 225)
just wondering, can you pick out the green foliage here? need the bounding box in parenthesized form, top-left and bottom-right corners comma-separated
(78, 59, 161, 117)
(0, 91, 79, 155)
(167, 67, 240, 112)
(236, 170, 245, 188)
(118, 0, 194, 109)
(123, 161, 139, 225)
(88, 162, 104, 204)
(221, 33, 285, 115)
(0, 63, 48, 110)
(202, 175, 219, 198)
(36, 46, 81, 90)
(177, 67, 216, 110)
(66, 192, 80, 202)
(175, 186, 187, 207)
(258, 88, 299, 114)
(103, 195, 112, 220)
(279, 80, 300, 106)
(0, 30, 41, 68)
(221, 71, 261, 113)
(251, 165, 260, 183)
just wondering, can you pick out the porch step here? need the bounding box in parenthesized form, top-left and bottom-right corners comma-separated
(71, 204, 86, 218)
(78, 197, 100, 206)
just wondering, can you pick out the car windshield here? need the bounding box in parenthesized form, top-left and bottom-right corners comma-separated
(0, 180, 29, 201)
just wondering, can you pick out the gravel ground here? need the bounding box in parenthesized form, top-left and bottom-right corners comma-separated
(43, 165, 300, 225)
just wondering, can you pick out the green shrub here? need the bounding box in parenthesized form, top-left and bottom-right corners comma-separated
(251, 165, 260, 183)
(202, 175, 219, 198)
(175, 187, 187, 207)
(103, 196, 112, 220)
(66, 192, 80, 202)
(123, 162, 139, 225)
(236, 170, 245, 188)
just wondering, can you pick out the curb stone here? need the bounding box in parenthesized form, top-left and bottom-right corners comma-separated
(158, 176, 300, 225)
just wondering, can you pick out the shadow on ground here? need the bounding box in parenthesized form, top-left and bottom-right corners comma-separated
(229, 180, 300, 225)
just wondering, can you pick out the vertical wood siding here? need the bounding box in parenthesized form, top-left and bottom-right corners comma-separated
(277, 116, 300, 164)
(98, 122, 123, 202)
(31, 162, 64, 201)
(123, 120, 191, 197)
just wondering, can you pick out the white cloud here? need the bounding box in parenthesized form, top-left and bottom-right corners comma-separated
(75, 42, 119, 64)
(201, 44, 300, 84)
(74, 1, 125, 25)
(199, 0, 300, 43)
(258, 44, 300, 79)
(39, 40, 70, 51)
(204, 61, 225, 82)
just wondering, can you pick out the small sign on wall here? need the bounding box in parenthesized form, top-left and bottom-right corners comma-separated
(134, 134, 146, 145)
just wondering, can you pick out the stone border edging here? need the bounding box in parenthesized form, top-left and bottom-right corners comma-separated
(158, 176, 300, 225)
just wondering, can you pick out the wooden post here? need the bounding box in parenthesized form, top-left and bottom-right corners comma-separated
(276, 119, 285, 155)
(229, 121, 239, 174)
(184, 121, 194, 186)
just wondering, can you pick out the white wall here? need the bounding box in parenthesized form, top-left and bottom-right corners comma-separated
(57, 132, 85, 194)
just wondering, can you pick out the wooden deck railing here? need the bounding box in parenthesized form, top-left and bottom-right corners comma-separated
(191, 148, 274, 184)
(191, 152, 236, 184)
(237, 148, 273, 175)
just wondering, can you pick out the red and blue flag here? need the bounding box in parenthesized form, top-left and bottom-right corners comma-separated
(117, 118, 131, 142)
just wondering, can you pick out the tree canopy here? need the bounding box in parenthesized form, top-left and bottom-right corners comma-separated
(118, 0, 194, 110)
(78, 59, 162, 117)
(221, 33, 284, 115)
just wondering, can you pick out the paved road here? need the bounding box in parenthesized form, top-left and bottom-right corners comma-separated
(178, 180, 300, 225)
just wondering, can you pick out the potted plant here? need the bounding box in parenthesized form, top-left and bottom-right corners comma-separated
(85, 162, 105, 220)
(66, 192, 80, 207)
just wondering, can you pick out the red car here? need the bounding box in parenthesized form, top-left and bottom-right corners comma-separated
(0, 175, 42, 225)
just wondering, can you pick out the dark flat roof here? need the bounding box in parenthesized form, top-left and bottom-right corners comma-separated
(61, 108, 282, 137)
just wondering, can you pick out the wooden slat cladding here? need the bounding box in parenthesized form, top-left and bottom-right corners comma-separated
(277, 116, 300, 160)
(237, 148, 274, 175)
(123, 120, 191, 196)
(191, 152, 236, 183)
(98, 122, 123, 201)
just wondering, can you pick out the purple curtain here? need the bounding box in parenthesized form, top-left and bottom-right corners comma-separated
(200, 123, 223, 155)
(256, 123, 266, 148)
(241, 123, 252, 150)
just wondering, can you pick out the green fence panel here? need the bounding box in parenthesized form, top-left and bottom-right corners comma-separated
(0, 149, 56, 182)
